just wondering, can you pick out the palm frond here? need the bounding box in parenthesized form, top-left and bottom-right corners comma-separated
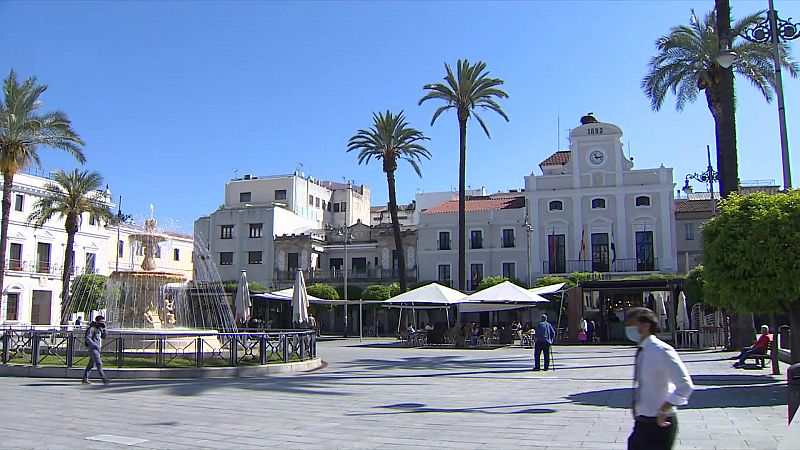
(347, 110, 430, 177)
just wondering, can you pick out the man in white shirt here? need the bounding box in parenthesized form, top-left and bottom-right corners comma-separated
(625, 307, 694, 450)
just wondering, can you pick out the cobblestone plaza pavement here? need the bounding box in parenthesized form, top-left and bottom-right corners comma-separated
(0, 340, 793, 449)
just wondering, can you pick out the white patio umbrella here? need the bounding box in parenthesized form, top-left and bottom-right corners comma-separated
(463, 281, 550, 304)
(384, 283, 467, 328)
(677, 291, 691, 330)
(291, 269, 310, 326)
(235, 270, 251, 325)
(655, 293, 668, 330)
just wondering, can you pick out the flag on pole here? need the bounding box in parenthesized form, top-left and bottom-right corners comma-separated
(610, 226, 617, 263)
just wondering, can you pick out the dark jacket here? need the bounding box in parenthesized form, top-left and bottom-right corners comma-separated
(84, 323, 106, 350)
(536, 321, 556, 344)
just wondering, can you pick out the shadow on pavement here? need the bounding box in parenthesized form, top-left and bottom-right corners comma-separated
(568, 374, 786, 409)
(344, 401, 563, 417)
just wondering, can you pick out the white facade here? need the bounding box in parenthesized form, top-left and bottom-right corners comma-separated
(195, 173, 373, 287)
(416, 119, 678, 289)
(225, 173, 370, 228)
(417, 195, 528, 290)
(0, 174, 114, 325)
(525, 120, 677, 276)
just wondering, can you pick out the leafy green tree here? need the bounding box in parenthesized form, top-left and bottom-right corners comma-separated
(307, 283, 340, 300)
(419, 60, 509, 291)
(0, 70, 85, 319)
(361, 284, 395, 301)
(221, 280, 267, 293)
(348, 110, 430, 293)
(683, 265, 706, 309)
(28, 170, 110, 323)
(477, 276, 508, 291)
(336, 285, 362, 301)
(642, 8, 798, 196)
(702, 191, 800, 362)
(70, 274, 107, 314)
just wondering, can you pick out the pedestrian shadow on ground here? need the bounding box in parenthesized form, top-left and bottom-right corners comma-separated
(567, 374, 786, 409)
(345, 401, 562, 417)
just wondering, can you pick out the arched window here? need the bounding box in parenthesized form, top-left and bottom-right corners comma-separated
(549, 200, 563, 211)
(635, 196, 651, 207)
(591, 198, 606, 209)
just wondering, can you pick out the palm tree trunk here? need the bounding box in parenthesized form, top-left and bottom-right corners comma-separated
(714, 0, 753, 349)
(715, 0, 740, 197)
(386, 169, 407, 292)
(0, 173, 14, 322)
(458, 114, 468, 291)
(60, 221, 77, 324)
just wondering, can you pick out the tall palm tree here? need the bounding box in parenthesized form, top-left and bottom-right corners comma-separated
(642, 8, 798, 196)
(419, 60, 509, 291)
(348, 110, 430, 292)
(0, 70, 85, 321)
(28, 169, 109, 324)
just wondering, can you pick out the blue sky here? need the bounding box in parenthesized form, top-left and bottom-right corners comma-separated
(1, 0, 798, 232)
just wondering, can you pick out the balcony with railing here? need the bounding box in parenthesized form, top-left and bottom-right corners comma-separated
(541, 258, 659, 275)
(5, 260, 99, 277)
(275, 267, 417, 283)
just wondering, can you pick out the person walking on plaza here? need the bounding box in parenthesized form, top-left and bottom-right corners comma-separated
(626, 307, 693, 450)
(533, 314, 555, 371)
(731, 325, 771, 368)
(579, 317, 588, 344)
(82, 315, 110, 385)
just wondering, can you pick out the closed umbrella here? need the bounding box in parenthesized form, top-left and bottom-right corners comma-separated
(235, 270, 251, 326)
(291, 269, 310, 327)
(655, 293, 668, 330)
(677, 292, 691, 330)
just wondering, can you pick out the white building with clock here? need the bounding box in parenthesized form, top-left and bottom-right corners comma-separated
(416, 116, 678, 289)
(525, 117, 677, 276)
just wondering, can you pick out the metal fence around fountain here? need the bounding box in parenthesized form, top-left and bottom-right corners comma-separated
(0, 328, 316, 369)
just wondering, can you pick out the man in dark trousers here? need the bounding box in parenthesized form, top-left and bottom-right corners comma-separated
(533, 314, 556, 371)
(82, 315, 110, 385)
(626, 307, 693, 450)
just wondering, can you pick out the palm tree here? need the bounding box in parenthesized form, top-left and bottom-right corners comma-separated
(419, 60, 509, 291)
(642, 8, 798, 196)
(0, 70, 85, 321)
(28, 169, 109, 324)
(348, 110, 430, 292)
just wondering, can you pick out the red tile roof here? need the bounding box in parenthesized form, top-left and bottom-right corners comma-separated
(675, 199, 716, 213)
(539, 151, 571, 168)
(424, 195, 525, 214)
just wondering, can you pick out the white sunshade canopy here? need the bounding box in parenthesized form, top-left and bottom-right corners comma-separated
(460, 281, 550, 313)
(384, 283, 467, 306)
(530, 282, 567, 295)
(464, 281, 550, 304)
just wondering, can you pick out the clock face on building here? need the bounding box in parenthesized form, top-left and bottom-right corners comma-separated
(589, 150, 605, 166)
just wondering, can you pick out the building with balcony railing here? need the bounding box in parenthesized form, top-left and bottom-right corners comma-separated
(1, 173, 196, 327)
(416, 116, 678, 290)
(1, 173, 114, 326)
(273, 221, 417, 290)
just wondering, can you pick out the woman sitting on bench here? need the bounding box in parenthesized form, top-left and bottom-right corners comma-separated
(732, 325, 771, 368)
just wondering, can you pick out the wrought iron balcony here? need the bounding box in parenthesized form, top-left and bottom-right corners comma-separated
(541, 258, 659, 275)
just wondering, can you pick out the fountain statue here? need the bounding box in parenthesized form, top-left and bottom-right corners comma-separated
(96, 215, 235, 348)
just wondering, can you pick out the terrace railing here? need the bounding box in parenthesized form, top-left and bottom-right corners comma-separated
(1, 328, 316, 369)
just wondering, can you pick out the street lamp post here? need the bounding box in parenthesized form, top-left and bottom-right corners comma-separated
(337, 226, 354, 339)
(731, 0, 800, 189)
(683, 145, 720, 216)
(524, 218, 533, 288)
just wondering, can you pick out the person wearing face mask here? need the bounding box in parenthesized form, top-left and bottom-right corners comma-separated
(626, 307, 693, 450)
